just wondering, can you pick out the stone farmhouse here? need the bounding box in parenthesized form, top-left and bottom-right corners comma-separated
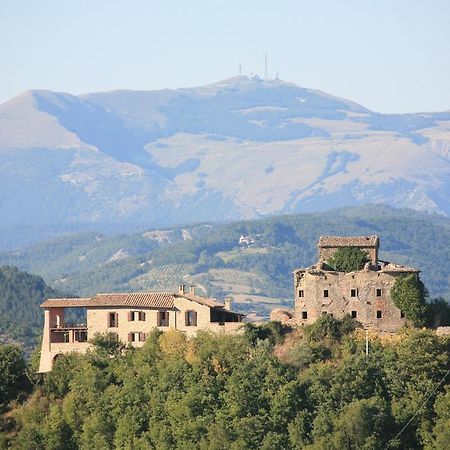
(294, 235, 419, 331)
(38, 285, 243, 372)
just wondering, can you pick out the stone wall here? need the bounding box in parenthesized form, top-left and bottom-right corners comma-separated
(318, 235, 379, 264)
(294, 269, 406, 332)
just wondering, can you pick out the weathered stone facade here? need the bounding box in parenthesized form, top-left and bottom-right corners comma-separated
(294, 236, 419, 331)
(38, 286, 243, 372)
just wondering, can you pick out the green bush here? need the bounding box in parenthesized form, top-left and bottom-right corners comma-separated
(327, 246, 368, 272)
(391, 274, 427, 327)
(305, 314, 357, 342)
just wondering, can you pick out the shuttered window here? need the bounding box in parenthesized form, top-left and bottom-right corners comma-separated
(108, 312, 118, 327)
(185, 310, 197, 326)
(157, 311, 169, 327)
(128, 311, 146, 321)
(128, 332, 145, 342)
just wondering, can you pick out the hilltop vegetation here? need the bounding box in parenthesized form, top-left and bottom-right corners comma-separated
(1, 206, 450, 325)
(0, 266, 61, 352)
(1, 318, 449, 449)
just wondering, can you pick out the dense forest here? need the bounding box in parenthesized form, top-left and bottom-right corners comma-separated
(0, 266, 61, 352)
(1, 317, 449, 449)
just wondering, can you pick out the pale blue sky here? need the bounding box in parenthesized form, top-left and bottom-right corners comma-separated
(1, 0, 449, 113)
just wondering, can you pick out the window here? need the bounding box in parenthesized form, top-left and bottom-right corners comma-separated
(298, 290, 304, 298)
(376, 288, 382, 297)
(74, 330, 87, 342)
(128, 332, 146, 342)
(185, 310, 198, 326)
(323, 289, 329, 298)
(302, 311, 308, 320)
(351, 289, 357, 298)
(351, 310, 357, 319)
(128, 311, 146, 321)
(157, 311, 170, 327)
(400, 311, 405, 318)
(376, 310, 382, 319)
(108, 312, 118, 328)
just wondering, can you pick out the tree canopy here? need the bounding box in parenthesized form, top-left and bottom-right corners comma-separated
(1, 322, 449, 449)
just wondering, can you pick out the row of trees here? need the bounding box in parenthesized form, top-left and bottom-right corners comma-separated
(1, 317, 449, 449)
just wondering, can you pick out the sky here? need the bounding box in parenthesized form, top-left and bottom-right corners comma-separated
(1, 0, 450, 113)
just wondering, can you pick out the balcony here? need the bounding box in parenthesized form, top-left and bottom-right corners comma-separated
(50, 323, 88, 344)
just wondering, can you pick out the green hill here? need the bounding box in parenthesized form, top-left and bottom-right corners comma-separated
(1, 206, 450, 324)
(0, 266, 61, 351)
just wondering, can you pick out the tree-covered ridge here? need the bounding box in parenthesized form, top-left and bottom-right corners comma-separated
(0, 266, 62, 351)
(1, 319, 449, 449)
(2, 205, 450, 307)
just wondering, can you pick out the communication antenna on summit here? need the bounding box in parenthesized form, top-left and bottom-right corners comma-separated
(264, 52, 269, 79)
(239, 64, 242, 76)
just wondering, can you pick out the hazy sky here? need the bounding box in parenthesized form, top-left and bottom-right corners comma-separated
(1, 0, 449, 113)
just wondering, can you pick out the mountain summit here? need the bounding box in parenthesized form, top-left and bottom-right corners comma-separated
(1, 76, 450, 231)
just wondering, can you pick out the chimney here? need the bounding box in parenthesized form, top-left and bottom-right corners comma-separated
(178, 284, 185, 295)
(190, 285, 195, 295)
(224, 297, 232, 311)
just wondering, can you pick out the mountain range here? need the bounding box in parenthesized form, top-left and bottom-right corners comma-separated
(2, 75, 450, 241)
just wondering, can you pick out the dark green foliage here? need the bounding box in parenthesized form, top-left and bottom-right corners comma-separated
(89, 331, 125, 357)
(426, 297, 450, 328)
(1, 329, 450, 449)
(391, 274, 428, 327)
(0, 345, 30, 411)
(305, 314, 357, 342)
(0, 265, 62, 351)
(243, 321, 290, 346)
(327, 246, 369, 272)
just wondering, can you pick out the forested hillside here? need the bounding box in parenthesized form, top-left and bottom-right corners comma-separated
(1, 206, 450, 324)
(1, 319, 449, 449)
(0, 266, 62, 352)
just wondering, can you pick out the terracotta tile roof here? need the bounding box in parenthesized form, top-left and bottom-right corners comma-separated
(40, 291, 238, 311)
(318, 235, 379, 248)
(41, 293, 176, 309)
(178, 292, 225, 308)
(40, 298, 93, 308)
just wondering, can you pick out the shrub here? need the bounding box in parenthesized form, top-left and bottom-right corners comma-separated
(390, 274, 427, 327)
(327, 246, 368, 272)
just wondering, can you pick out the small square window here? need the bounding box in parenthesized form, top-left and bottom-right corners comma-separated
(376, 289, 382, 297)
(299, 290, 304, 298)
(376, 310, 382, 319)
(351, 289, 357, 297)
(302, 311, 308, 320)
(323, 289, 329, 298)
(351, 310, 357, 319)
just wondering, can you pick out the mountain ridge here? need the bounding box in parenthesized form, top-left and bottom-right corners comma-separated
(1, 76, 450, 237)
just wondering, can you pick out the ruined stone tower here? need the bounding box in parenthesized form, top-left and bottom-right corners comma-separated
(294, 235, 419, 331)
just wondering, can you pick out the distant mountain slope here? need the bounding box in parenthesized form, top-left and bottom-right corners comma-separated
(2, 206, 450, 324)
(1, 76, 450, 235)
